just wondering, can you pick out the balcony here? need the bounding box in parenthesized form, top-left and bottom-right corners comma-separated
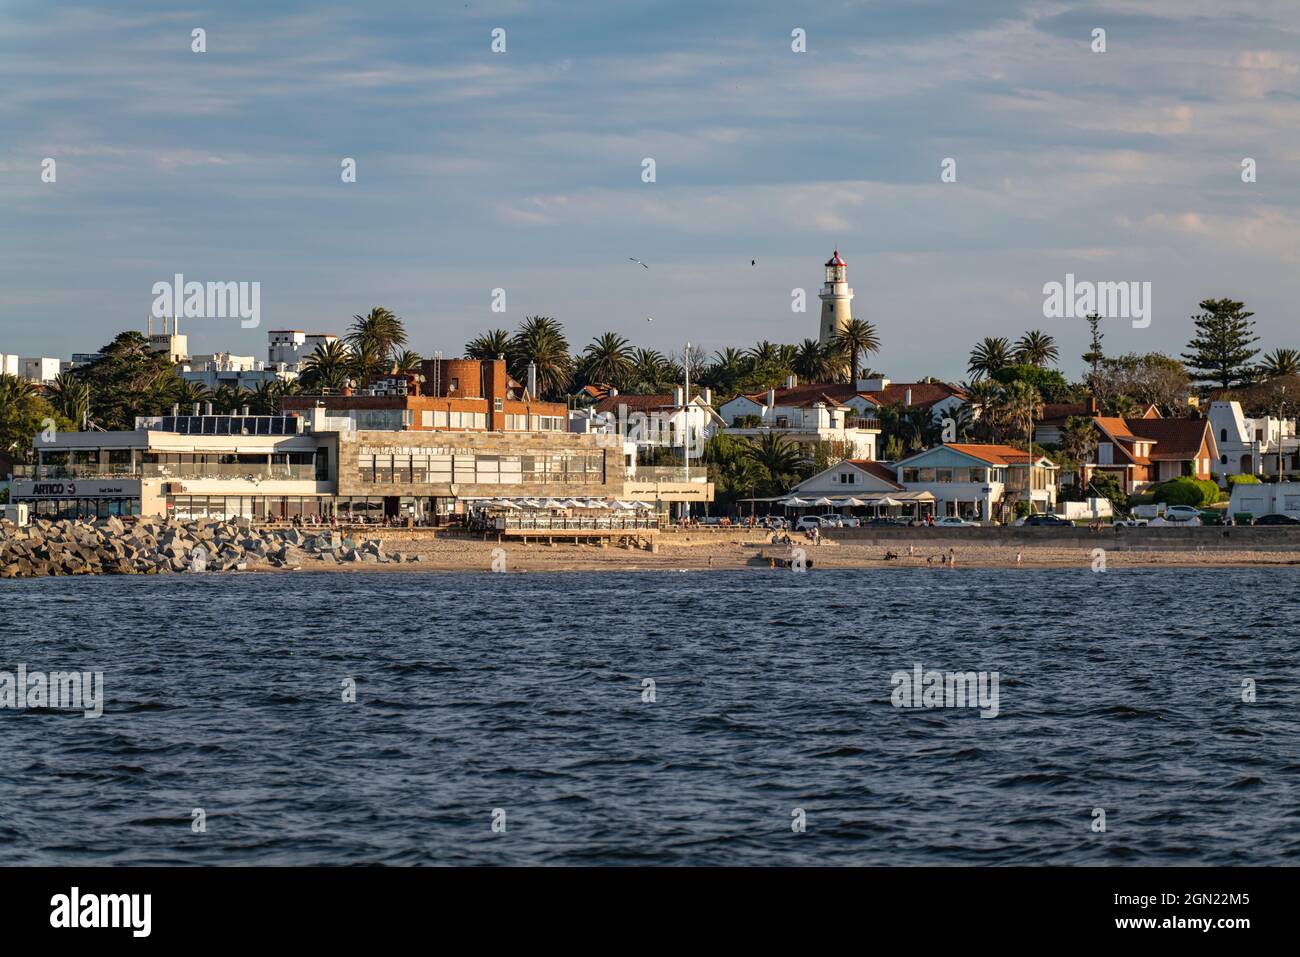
(626, 466, 709, 483)
(13, 464, 140, 480)
(142, 463, 319, 482)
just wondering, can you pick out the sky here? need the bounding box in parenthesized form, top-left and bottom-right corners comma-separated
(1, 0, 1298, 383)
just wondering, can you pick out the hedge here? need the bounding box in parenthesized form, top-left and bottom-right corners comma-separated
(1148, 477, 1222, 507)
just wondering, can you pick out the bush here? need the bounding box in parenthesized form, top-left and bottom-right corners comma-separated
(1149, 477, 1220, 507)
(1227, 474, 1260, 485)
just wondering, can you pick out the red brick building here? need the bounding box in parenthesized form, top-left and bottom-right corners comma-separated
(282, 358, 568, 433)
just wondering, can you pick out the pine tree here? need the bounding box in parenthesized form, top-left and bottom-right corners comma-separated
(1081, 313, 1103, 380)
(1181, 299, 1259, 389)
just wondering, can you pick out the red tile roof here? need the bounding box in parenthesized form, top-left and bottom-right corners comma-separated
(942, 443, 1040, 465)
(846, 459, 904, 488)
(1123, 416, 1215, 461)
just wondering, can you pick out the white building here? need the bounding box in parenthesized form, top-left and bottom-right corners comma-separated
(19, 357, 64, 383)
(1207, 400, 1300, 481)
(719, 379, 881, 461)
(0, 353, 18, 377)
(589, 387, 724, 463)
(268, 330, 340, 370)
(893, 443, 1058, 523)
(1227, 481, 1300, 521)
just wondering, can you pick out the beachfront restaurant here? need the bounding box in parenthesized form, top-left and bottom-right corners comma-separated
(746, 458, 936, 521)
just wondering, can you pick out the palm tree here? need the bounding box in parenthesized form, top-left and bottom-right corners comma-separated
(346, 307, 407, 372)
(1059, 415, 1097, 485)
(1001, 380, 1044, 447)
(628, 348, 669, 392)
(832, 318, 881, 382)
(1259, 347, 1300, 379)
(392, 349, 423, 374)
(509, 316, 571, 398)
(249, 380, 286, 415)
(742, 432, 806, 496)
(300, 340, 352, 391)
(171, 378, 212, 410)
(747, 340, 781, 367)
(583, 333, 635, 388)
(1013, 330, 1059, 367)
(47, 373, 92, 428)
(968, 337, 1012, 381)
(211, 384, 247, 414)
(793, 339, 832, 382)
(465, 329, 511, 361)
(348, 340, 384, 383)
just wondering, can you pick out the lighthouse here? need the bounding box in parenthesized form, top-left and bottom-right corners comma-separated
(817, 250, 854, 346)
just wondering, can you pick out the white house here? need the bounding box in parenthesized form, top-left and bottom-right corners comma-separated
(590, 388, 724, 463)
(1207, 400, 1299, 482)
(787, 458, 935, 516)
(719, 380, 881, 460)
(19, 357, 64, 383)
(894, 443, 1058, 523)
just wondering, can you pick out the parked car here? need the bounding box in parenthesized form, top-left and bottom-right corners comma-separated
(1113, 517, 1149, 527)
(1253, 513, 1300, 525)
(795, 516, 823, 532)
(1023, 514, 1073, 527)
(866, 517, 909, 527)
(758, 516, 787, 530)
(933, 516, 979, 527)
(1153, 505, 1202, 526)
(839, 516, 861, 528)
(818, 515, 843, 528)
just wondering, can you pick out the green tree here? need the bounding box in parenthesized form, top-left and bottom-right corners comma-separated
(69, 331, 186, 430)
(967, 337, 1011, 381)
(300, 340, 352, 391)
(742, 432, 805, 496)
(465, 329, 511, 361)
(582, 332, 635, 389)
(1081, 312, 1104, 380)
(0, 375, 72, 461)
(831, 318, 881, 382)
(1181, 298, 1259, 389)
(508, 316, 572, 399)
(392, 349, 423, 374)
(1013, 330, 1059, 367)
(47, 372, 92, 428)
(1259, 347, 1300, 379)
(346, 307, 407, 374)
(793, 338, 833, 382)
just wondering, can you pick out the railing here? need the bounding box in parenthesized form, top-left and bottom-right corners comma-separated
(478, 514, 659, 531)
(142, 463, 319, 481)
(13, 464, 140, 479)
(627, 466, 709, 483)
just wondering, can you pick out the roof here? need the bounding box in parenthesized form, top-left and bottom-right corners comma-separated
(942, 443, 1045, 465)
(859, 381, 966, 409)
(593, 391, 723, 422)
(1039, 398, 1098, 424)
(826, 250, 846, 267)
(846, 459, 905, 489)
(730, 383, 857, 409)
(1123, 416, 1215, 461)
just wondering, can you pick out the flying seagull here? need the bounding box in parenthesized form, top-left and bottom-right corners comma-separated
(751, 259, 756, 266)
(628, 257, 649, 268)
(645, 316, 654, 322)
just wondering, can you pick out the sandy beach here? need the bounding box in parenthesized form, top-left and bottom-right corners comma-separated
(255, 530, 1300, 573)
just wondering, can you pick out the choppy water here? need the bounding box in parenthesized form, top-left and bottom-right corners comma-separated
(1, 567, 1298, 866)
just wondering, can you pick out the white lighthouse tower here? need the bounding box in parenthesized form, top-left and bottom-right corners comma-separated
(817, 250, 854, 346)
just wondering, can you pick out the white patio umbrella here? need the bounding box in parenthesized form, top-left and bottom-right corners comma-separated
(838, 497, 867, 507)
(876, 496, 903, 508)
(812, 497, 836, 507)
(782, 496, 812, 507)
(542, 498, 565, 508)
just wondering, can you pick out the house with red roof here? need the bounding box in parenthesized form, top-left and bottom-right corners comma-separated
(893, 443, 1058, 523)
(1083, 413, 1218, 493)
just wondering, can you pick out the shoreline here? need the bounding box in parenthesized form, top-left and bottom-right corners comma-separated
(239, 537, 1300, 573)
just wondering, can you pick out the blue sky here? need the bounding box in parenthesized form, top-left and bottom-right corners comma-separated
(2, 0, 1298, 382)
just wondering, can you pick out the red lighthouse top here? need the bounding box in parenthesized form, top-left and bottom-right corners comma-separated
(825, 250, 846, 267)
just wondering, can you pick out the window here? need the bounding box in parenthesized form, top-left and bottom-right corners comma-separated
(1221, 454, 1228, 464)
(449, 378, 459, 392)
(422, 410, 433, 427)
(1220, 428, 1227, 442)
(494, 398, 503, 412)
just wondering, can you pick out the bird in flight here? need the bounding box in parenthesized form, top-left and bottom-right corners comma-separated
(751, 259, 756, 266)
(645, 316, 654, 322)
(629, 258, 649, 268)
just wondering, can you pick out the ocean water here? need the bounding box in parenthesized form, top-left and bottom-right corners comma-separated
(1, 567, 1298, 866)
